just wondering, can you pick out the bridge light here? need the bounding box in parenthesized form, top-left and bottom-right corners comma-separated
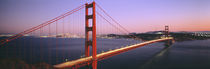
(65, 58, 68, 62)
(6, 39, 9, 42)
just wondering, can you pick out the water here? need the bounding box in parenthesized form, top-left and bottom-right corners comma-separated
(0, 37, 210, 69)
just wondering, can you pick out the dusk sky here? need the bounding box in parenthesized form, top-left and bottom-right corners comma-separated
(0, 0, 210, 34)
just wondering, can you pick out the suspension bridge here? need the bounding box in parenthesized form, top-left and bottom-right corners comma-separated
(0, 1, 174, 69)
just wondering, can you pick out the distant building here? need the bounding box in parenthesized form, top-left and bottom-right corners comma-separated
(193, 32, 210, 37)
(40, 33, 85, 38)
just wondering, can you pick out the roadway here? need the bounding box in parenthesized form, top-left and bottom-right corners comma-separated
(54, 37, 173, 68)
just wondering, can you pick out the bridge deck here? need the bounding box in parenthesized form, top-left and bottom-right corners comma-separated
(54, 37, 173, 68)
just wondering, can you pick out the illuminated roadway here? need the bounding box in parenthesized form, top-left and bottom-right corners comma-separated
(54, 37, 173, 68)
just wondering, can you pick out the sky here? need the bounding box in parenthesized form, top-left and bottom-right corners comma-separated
(0, 0, 210, 34)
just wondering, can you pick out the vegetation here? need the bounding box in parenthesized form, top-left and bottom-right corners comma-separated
(0, 58, 54, 69)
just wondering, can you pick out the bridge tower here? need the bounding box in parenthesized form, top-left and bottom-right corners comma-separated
(165, 26, 169, 37)
(164, 26, 174, 46)
(85, 1, 97, 69)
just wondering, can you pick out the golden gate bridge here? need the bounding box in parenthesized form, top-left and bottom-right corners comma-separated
(0, 1, 174, 69)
